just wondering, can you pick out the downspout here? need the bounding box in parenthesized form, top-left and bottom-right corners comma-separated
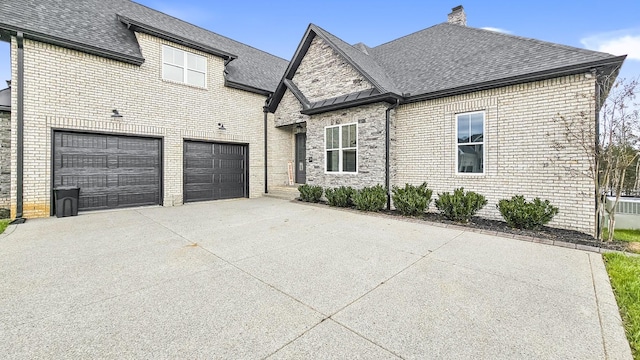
(263, 95, 272, 194)
(593, 68, 601, 239)
(12, 32, 25, 224)
(385, 99, 400, 210)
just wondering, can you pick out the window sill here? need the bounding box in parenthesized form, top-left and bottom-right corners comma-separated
(161, 78, 208, 90)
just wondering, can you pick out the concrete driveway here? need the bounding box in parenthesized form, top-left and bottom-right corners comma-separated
(0, 197, 632, 359)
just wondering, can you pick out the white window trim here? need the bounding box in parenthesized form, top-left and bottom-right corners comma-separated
(324, 123, 358, 174)
(161, 45, 207, 88)
(455, 111, 486, 175)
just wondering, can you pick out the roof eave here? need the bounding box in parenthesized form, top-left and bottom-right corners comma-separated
(0, 106, 10, 112)
(283, 79, 311, 110)
(405, 56, 627, 103)
(0, 23, 145, 65)
(117, 15, 237, 60)
(301, 93, 401, 115)
(224, 79, 272, 96)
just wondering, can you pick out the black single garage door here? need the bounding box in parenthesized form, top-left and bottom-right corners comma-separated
(53, 131, 162, 212)
(183, 141, 248, 202)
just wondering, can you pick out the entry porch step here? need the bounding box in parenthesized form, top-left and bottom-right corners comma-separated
(265, 186, 300, 201)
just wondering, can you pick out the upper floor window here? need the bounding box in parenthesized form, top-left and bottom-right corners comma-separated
(456, 111, 484, 174)
(326, 123, 357, 173)
(162, 45, 207, 88)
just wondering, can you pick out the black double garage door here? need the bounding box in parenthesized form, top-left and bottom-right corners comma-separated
(53, 132, 247, 213)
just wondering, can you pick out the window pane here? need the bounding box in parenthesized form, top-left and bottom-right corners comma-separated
(332, 127, 339, 149)
(343, 149, 357, 172)
(187, 53, 206, 72)
(349, 125, 356, 147)
(458, 144, 483, 173)
(173, 48, 184, 66)
(326, 150, 339, 172)
(457, 115, 469, 143)
(163, 64, 183, 82)
(470, 114, 483, 143)
(187, 70, 205, 87)
(342, 125, 349, 148)
(162, 46, 173, 64)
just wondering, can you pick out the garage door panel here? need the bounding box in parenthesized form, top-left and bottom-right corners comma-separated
(53, 132, 162, 212)
(183, 141, 247, 203)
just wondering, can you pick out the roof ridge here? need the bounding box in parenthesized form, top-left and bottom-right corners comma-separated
(129, 0, 288, 62)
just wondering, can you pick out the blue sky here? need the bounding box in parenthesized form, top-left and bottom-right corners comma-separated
(1, 0, 639, 87)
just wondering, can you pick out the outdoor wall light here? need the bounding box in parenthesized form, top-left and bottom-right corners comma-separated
(111, 109, 123, 118)
(218, 123, 226, 130)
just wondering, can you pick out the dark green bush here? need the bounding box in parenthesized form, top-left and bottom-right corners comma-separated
(324, 186, 355, 207)
(297, 184, 323, 203)
(497, 195, 559, 230)
(352, 185, 387, 212)
(392, 182, 433, 216)
(435, 187, 487, 223)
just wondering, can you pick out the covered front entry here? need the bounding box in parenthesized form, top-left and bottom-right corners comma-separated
(183, 141, 248, 202)
(52, 131, 162, 212)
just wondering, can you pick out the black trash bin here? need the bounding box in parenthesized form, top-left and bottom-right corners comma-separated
(54, 186, 80, 218)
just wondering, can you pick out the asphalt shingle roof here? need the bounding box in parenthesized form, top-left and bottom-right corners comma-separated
(368, 23, 619, 96)
(0, 0, 288, 93)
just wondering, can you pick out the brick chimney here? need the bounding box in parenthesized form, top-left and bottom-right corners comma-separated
(447, 5, 466, 26)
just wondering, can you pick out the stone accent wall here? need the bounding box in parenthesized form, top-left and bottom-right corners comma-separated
(0, 111, 10, 209)
(306, 103, 388, 189)
(293, 36, 373, 103)
(393, 73, 597, 233)
(10, 33, 270, 218)
(274, 89, 309, 127)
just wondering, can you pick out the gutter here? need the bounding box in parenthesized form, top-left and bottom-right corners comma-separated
(0, 23, 145, 65)
(404, 56, 627, 104)
(224, 79, 273, 96)
(12, 32, 25, 224)
(385, 99, 400, 210)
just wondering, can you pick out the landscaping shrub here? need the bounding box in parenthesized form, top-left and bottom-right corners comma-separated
(297, 184, 323, 203)
(435, 187, 487, 222)
(497, 195, 559, 230)
(392, 182, 433, 216)
(324, 186, 355, 207)
(352, 185, 387, 212)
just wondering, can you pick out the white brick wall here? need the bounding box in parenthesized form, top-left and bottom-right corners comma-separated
(394, 74, 597, 233)
(10, 33, 270, 218)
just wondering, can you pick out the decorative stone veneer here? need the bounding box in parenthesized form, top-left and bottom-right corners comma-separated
(10, 33, 270, 218)
(306, 103, 388, 189)
(393, 74, 597, 234)
(293, 36, 373, 103)
(0, 111, 10, 209)
(274, 89, 309, 127)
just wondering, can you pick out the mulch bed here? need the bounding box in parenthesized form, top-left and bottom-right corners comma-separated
(298, 199, 631, 252)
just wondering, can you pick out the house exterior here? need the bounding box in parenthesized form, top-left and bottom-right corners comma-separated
(0, 2, 626, 234)
(0, 0, 287, 218)
(267, 7, 625, 234)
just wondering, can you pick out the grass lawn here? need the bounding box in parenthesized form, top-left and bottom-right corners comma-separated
(604, 253, 640, 359)
(603, 229, 640, 243)
(0, 219, 10, 234)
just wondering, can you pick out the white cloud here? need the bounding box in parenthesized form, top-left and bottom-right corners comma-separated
(581, 30, 640, 61)
(481, 27, 512, 34)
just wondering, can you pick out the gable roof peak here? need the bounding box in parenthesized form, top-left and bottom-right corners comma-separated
(353, 42, 370, 55)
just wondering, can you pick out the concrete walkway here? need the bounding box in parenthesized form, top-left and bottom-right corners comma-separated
(0, 197, 632, 359)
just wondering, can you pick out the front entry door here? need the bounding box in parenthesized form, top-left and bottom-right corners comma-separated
(295, 133, 306, 184)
